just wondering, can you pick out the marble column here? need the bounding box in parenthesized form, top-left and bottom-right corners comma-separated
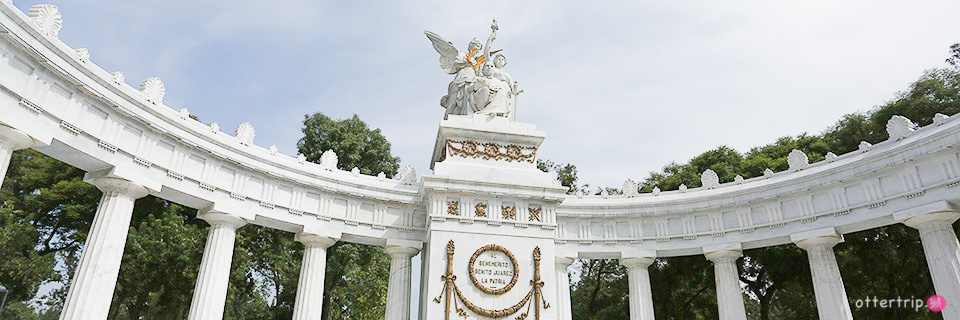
(0, 124, 35, 186)
(791, 228, 853, 320)
(292, 233, 338, 320)
(187, 211, 247, 320)
(704, 247, 747, 320)
(555, 256, 575, 320)
(621, 257, 656, 320)
(895, 201, 960, 319)
(384, 240, 421, 320)
(59, 177, 149, 320)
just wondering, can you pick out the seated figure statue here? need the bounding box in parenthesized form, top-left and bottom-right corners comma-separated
(425, 20, 518, 119)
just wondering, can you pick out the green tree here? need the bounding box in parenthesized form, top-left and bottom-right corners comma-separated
(570, 259, 628, 319)
(108, 199, 205, 319)
(297, 113, 399, 320)
(570, 49, 960, 320)
(298, 113, 401, 177)
(947, 43, 959, 68)
(0, 149, 100, 319)
(537, 159, 584, 194)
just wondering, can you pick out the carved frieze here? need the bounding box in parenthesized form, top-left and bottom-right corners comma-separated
(446, 139, 537, 163)
(528, 207, 541, 222)
(475, 203, 487, 217)
(502, 205, 515, 220)
(447, 200, 460, 216)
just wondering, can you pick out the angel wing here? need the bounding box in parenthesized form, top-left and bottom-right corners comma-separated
(424, 31, 462, 74)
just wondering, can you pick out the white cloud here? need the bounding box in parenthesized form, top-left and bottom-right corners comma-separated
(18, 0, 960, 190)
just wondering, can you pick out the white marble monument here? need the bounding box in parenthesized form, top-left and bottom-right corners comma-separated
(0, 6, 959, 319)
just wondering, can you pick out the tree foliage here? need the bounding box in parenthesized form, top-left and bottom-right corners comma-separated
(298, 113, 401, 177)
(1, 112, 400, 319)
(297, 113, 397, 320)
(569, 49, 960, 319)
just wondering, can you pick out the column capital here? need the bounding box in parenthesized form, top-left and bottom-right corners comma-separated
(620, 257, 655, 269)
(791, 227, 843, 250)
(385, 239, 421, 257)
(555, 254, 576, 267)
(84, 166, 162, 193)
(295, 232, 338, 248)
(705, 250, 742, 263)
(89, 176, 149, 199)
(198, 211, 247, 229)
(0, 124, 36, 149)
(894, 201, 960, 230)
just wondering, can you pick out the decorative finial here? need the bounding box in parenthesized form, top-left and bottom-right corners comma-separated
(399, 165, 417, 185)
(75, 48, 89, 63)
(623, 179, 639, 197)
(111, 71, 124, 84)
(933, 113, 950, 126)
(140, 77, 165, 105)
(886, 115, 918, 140)
(28, 4, 61, 38)
(320, 150, 338, 170)
(701, 169, 719, 189)
(234, 122, 255, 145)
(787, 149, 809, 171)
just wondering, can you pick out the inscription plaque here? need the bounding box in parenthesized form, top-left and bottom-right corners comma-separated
(468, 244, 519, 295)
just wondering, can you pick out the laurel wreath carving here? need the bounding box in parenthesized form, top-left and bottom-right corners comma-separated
(434, 241, 548, 319)
(446, 140, 537, 163)
(468, 244, 519, 295)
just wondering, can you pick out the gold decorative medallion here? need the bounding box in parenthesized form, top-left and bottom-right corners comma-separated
(434, 241, 549, 319)
(448, 201, 460, 215)
(468, 244, 519, 294)
(528, 207, 541, 222)
(502, 206, 515, 220)
(475, 203, 488, 217)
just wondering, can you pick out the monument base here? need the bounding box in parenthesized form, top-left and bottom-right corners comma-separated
(420, 114, 566, 319)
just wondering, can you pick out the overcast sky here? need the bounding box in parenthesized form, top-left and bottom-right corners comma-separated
(13, 0, 960, 316)
(15, 0, 960, 190)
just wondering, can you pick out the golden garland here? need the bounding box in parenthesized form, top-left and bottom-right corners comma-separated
(446, 140, 537, 163)
(434, 241, 549, 319)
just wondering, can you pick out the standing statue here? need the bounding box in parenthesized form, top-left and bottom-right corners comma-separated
(425, 19, 519, 118)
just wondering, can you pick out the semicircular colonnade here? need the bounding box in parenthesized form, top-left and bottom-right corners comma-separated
(0, 3, 958, 320)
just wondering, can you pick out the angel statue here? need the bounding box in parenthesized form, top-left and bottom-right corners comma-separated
(425, 19, 519, 118)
